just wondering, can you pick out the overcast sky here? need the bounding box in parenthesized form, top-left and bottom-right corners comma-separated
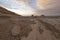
(37, 0, 60, 16)
(0, 0, 38, 16)
(0, 0, 38, 9)
(0, 0, 60, 16)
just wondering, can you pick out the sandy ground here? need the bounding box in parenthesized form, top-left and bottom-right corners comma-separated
(0, 6, 60, 40)
(21, 18, 57, 40)
(0, 16, 60, 40)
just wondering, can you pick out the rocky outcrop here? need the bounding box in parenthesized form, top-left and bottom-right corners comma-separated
(0, 7, 21, 17)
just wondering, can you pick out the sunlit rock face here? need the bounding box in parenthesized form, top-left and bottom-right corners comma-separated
(0, 0, 36, 16)
(37, 0, 60, 10)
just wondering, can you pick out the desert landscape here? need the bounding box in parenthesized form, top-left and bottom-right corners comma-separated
(0, 7, 60, 40)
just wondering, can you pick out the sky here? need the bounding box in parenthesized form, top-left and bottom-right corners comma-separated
(0, 0, 60, 16)
(0, 0, 38, 16)
(37, 0, 60, 16)
(28, 0, 38, 9)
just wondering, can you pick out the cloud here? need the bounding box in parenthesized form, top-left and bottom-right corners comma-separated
(37, 0, 60, 9)
(37, 0, 60, 16)
(0, 0, 37, 16)
(0, 0, 27, 8)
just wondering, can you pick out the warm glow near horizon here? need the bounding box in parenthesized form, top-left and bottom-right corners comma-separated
(4, 6, 36, 16)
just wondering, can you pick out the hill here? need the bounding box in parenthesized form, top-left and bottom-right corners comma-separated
(0, 7, 21, 17)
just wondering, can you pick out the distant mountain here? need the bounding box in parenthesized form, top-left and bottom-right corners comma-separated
(0, 7, 21, 17)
